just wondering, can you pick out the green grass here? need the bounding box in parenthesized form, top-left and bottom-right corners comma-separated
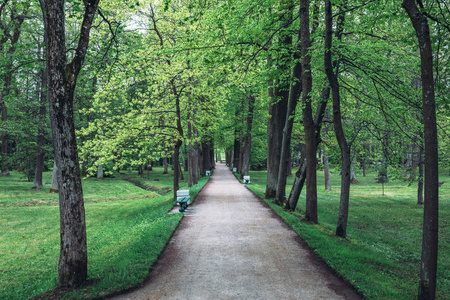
(0, 167, 209, 300)
(245, 167, 449, 299)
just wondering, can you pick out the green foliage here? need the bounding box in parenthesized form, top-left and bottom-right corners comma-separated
(376, 163, 389, 184)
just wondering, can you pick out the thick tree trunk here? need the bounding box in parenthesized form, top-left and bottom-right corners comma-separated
(241, 94, 255, 177)
(402, 1, 439, 298)
(39, 0, 100, 289)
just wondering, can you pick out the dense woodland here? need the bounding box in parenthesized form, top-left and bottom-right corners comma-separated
(0, 0, 448, 298)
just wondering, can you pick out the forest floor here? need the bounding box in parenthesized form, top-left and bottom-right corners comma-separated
(109, 163, 362, 300)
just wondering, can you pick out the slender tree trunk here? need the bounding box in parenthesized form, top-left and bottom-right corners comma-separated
(275, 40, 302, 205)
(286, 91, 328, 211)
(233, 133, 241, 173)
(325, 0, 350, 237)
(323, 151, 331, 191)
(300, 0, 317, 223)
(265, 3, 292, 199)
(187, 101, 199, 186)
(33, 65, 48, 190)
(417, 141, 424, 205)
(402, 2, 439, 298)
(163, 156, 168, 174)
(241, 94, 255, 177)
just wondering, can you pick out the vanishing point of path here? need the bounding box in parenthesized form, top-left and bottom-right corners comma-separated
(110, 163, 362, 300)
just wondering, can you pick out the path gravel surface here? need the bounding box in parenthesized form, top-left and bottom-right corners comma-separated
(110, 163, 362, 300)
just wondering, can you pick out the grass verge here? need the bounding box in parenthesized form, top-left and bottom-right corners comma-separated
(0, 168, 209, 300)
(245, 167, 449, 299)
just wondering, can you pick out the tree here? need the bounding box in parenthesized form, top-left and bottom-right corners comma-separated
(0, 0, 29, 176)
(324, 0, 354, 238)
(402, 1, 439, 298)
(38, 0, 100, 289)
(265, 0, 292, 199)
(300, 0, 317, 223)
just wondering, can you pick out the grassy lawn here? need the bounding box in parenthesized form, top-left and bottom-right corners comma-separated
(245, 167, 449, 299)
(0, 167, 209, 300)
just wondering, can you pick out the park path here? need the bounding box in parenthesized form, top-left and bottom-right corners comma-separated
(110, 163, 361, 300)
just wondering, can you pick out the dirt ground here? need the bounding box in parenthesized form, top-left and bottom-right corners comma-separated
(109, 164, 362, 300)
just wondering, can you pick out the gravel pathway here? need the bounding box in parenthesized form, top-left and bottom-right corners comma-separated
(109, 163, 362, 300)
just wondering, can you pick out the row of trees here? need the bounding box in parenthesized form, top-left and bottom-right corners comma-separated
(0, 0, 447, 298)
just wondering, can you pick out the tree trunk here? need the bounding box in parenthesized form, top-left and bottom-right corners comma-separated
(163, 156, 168, 174)
(402, 1, 439, 298)
(325, 0, 350, 237)
(265, 3, 292, 199)
(275, 39, 302, 205)
(286, 90, 328, 211)
(50, 161, 58, 193)
(417, 141, 424, 205)
(39, 0, 100, 289)
(241, 94, 255, 177)
(172, 140, 182, 200)
(300, 0, 317, 223)
(323, 151, 331, 190)
(232, 133, 241, 173)
(187, 102, 199, 186)
(33, 66, 48, 190)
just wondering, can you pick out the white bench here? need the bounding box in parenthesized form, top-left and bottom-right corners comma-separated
(243, 176, 250, 184)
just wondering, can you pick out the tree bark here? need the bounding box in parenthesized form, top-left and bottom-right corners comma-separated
(241, 93, 255, 177)
(323, 151, 331, 191)
(233, 133, 241, 173)
(402, 1, 439, 298)
(265, 2, 292, 199)
(417, 141, 424, 205)
(187, 100, 199, 186)
(33, 66, 48, 190)
(300, 0, 317, 223)
(325, 0, 351, 237)
(286, 90, 328, 211)
(39, 0, 100, 289)
(275, 39, 302, 205)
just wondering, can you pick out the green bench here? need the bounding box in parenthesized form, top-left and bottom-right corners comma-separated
(176, 190, 191, 212)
